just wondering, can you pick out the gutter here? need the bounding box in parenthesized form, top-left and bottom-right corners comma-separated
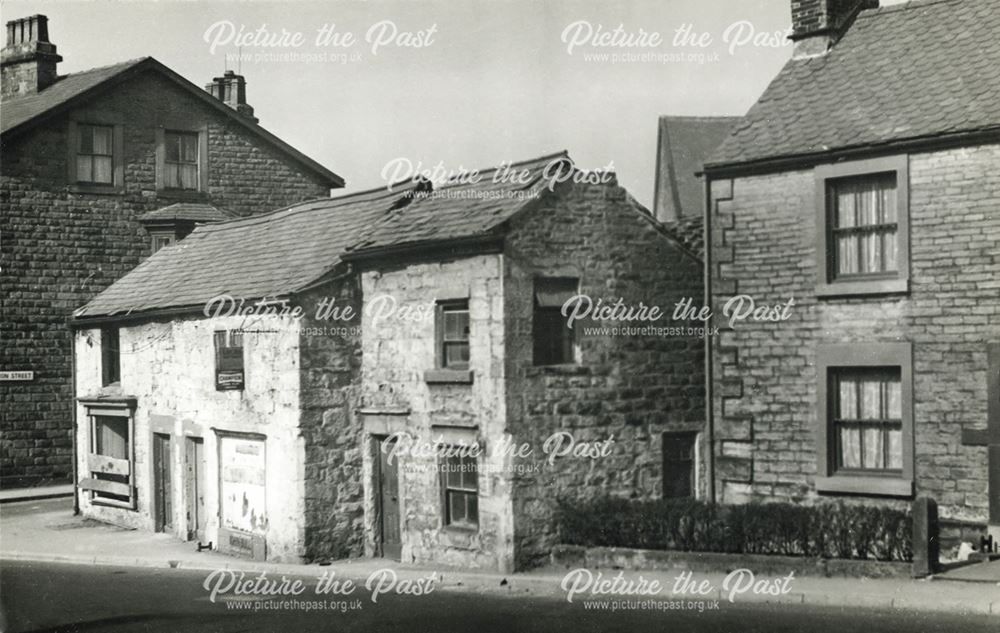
(69, 322, 79, 516)
(701, 127, 1000, 179)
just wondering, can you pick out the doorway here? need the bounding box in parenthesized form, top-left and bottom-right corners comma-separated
(663, 431, 697, 499)
(185, 437, 207, 542)
(374, 435, 401, 560)
(152, 433, 172, 532)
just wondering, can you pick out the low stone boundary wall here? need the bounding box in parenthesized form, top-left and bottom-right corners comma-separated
(551, 544, 912, 579)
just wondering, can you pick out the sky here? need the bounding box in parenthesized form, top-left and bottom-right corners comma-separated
(4, 0, 816, 206)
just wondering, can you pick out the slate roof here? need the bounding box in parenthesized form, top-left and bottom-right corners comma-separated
(1, 59, 146, 134)
(346, 152, 571, 255)
(660, 214, 704, 259)
(707, 0, 1000, 169)
(1, 57, 344, 187)
(73, 183, 423, 319)
(76, 151, 702, 320)
(137, 203, 232, 223)
(655, 116, 739, 220)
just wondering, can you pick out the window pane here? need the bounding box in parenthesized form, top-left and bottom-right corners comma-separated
(835, 188, 856, 228)
(839, 427, 861, 469)
(462, 456, 477, 489)
(837, 235, 858, 275)
(179, 163, 198, 189)
(882, 185, 897, 222)
(861, 231, 881, 274)
(164, 163, 179, 188)
(886, 379, 902, 419)
(859, 380, 881, 419)
(466, 493, 478, 523)
(93, 156, 113, 184)
(444, 310, 469, 341)
(92, 126, 112, 155)
(449, 492, 464, 524)
(444, 342, 470, 368)
(838, 378, 857, 419)
(863, 426, 884, 469)
(181, 134, 198, 162)
(887, 428, 903, 470)
(165, 133, 180, 162)
(76, 155, 93, 182)
(882, 230, 898, 272)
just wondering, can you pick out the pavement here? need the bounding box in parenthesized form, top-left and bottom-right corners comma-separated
(0, 485, 73, 504)
(2, 497, 999, 618)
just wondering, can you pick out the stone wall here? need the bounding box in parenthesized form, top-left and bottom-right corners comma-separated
(359, 256, 515, 571)
(503, 181, 706, 568)
(2, 69, 332, 487)
(295, 281, 365, 561)
(75, 313, 306, 561)
(708, 144, 1000, 523)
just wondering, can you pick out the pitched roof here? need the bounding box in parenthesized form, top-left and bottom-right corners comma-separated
(73, 184, 422, 320)
(1, 57, 344, 188)
(660, 214, 704, 259)
(137, 203, 233, 223)
(707, 0, 1000, 169)
(345, 151, 572, 256)
(654, 116, 740, 221)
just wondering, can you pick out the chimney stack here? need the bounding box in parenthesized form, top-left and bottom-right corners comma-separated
(205, 71, 257, 123)
(790, 0, 878, 58)
(2, 15, 62, 98)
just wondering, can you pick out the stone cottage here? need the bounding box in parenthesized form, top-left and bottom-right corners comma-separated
(1, 14, 344, 488)
(701, 0, 1000, 542)
(70, 152, 705, 568)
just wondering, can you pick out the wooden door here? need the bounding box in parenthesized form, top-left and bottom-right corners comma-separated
(152, 433, 172, 532)
(185, 437, 207, 542)
(663, 432, 697, 498)
(376, 436, 401, 560)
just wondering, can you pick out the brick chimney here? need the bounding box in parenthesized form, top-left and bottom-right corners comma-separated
(205, 71, 257, 123)
(790, 0, 878, 58)
(1, 15, 62, 98)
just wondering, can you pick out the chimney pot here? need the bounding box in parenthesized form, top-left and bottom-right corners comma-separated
(204, 71, 257, 123)
(2, 14, 62, 97)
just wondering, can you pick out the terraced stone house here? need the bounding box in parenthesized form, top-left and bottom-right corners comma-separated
(70, 153, 705, 568)
(702, 0, 1000, 543)
(1, 14, 344, 488)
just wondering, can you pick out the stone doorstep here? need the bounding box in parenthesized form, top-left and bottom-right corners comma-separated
(551, 545, 914, 579)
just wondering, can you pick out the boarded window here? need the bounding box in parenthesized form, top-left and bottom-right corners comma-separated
(441, 452, 478, 528)
(164, 130, 200, 190)
(832, 368, 903, 472)
(533, 278, 578, 366)
(215, 330, 244, 390)
(76, 124, 114, 184)
(81, 415, 133, 507)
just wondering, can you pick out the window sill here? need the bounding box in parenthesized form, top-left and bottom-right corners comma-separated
(424, 369, 473, 384)
(815, 475, 913, 498)
(157, 189, 208, 201)
(815, 278, 909, 298)
(69, 183, 122, 195)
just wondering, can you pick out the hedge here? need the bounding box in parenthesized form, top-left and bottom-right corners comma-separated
(555, 497, 912, 562)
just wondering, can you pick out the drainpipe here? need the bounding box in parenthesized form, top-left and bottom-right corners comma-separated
(69, 323, 79, 515)
(703, 177, 716, 504)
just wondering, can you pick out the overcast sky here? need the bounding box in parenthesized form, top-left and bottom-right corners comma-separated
(6, 0, 812, 206)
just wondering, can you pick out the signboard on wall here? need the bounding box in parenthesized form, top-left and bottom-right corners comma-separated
(218, 434, 266, 535)
(0, 371, 34, 381)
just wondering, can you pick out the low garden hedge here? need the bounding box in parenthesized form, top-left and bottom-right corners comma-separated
(555, 497, 912, 562)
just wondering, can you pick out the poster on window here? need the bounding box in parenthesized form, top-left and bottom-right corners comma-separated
(218, 435, 266, 535)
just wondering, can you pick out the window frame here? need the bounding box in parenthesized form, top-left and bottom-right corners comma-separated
(67, 120, 124, 193)
(155, 126, 209, 196)
(101, 326, 121, 387)
(815, 343, 914, 497)
(214, 329, 245, 391)
(533, 277, 579, 366)
(78, 402, 136, 510)
(149, 231, 176, 254)
(439, 450, 479, 530)
(437, 299, 470, 371)
(815, 155, 910, 298)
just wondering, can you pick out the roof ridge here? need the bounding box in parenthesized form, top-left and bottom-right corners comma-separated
(195, 182, 420, 233)
(58, 56, 151, 79)
(435, 150, 571, 190)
